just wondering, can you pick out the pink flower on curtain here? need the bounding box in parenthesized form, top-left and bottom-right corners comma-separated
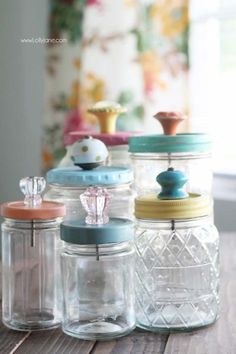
(86, 0, 101, 6)
(63, 109, 91, 145)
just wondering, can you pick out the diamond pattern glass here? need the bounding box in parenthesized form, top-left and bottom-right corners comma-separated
(135, 218, 219, 332)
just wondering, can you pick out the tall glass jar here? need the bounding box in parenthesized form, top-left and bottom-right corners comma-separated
(1, 177, 65, 331)
(60, 187, 135, 340)
(45, 166, 134, 220)
(134, 169, 219, 332)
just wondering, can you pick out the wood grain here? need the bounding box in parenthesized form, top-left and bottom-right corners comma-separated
(91, 329, 168, 354)
(0, 325, 29, 354)
(164, 233, 236, 354)
(13, 329, 95, 354)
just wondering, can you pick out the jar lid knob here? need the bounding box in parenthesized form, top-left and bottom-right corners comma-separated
(87, 101, 127, 134)
(156, 168, 188, 200)
(80, 186, 112, 225)
(19, 176, 46, 207)
(154, 111, 187, 135)
(71, 136, 109, 170)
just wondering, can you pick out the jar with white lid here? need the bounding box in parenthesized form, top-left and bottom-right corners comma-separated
(45, 136, 135, 220)
(61, 101, 140, 168)
(0, 177, 65, 331)
(61, 187, 135, 340)
(129, 112, 212, 197)
(135, 168, 219, 332)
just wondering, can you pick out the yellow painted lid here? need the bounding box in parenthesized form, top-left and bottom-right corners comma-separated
(135, 193, 211, 220)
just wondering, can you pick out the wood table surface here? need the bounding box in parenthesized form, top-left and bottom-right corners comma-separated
(0, 233, 235, 354)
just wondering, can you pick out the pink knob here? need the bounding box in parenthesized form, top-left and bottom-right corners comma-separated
(154, 111, 187, 135)
(80, 186, 111, 225)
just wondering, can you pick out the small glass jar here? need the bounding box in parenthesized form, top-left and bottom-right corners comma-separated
(60, 187, 135, 340)
(129, 134, 212, 197)
(45, 167, 134, 220)
(1, 177, 65, 331)
(134, 169, 219, 332)
(129, 112, 212, 197)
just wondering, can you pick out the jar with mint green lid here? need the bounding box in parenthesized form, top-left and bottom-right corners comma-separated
(135, 168, 219, 333)
(129, 112, 212, 197)
(60, 187, 135, 340)
(44, 136, 135, 220)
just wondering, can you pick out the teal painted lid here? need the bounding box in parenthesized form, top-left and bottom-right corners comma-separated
(46, 166, 133, 186)
(128, 133, 212, 153)
(61, 218, 133, 244)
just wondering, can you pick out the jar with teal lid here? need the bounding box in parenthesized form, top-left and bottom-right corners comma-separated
(60, 187, 135, 340)
(135, 168, 219, 333)
(44, 136, 135, 220)
(61, 101, 140, 168)
(129, 112, 212, 197)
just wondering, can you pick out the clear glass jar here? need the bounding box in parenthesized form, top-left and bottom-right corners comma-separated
(61, 242, 135, 340)
(2, 218, 63, 331)
(45, 183, 135, 221)
(107, 145, 131, 167)
(131, 152, 212, 197)
(135, 217, 219, 332)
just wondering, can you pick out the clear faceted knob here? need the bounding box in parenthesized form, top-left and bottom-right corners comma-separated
(19, 176, 46, 207)
(80, 186, 111, 225)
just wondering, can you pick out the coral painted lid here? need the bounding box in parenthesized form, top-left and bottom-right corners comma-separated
(1, 177, 65, 220)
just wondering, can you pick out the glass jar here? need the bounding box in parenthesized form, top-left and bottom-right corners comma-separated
(0, 177, 65, 331)
(135, 217, 219, 332)
(129, 134, 212, 197)
(60, 186, 135, 340)
(45, 166, 135, 220)
(134, 169, 219, 333)
(61, 242, 135, 340)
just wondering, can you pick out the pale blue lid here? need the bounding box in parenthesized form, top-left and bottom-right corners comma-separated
(129, 133, 212, 153)
(60, 218, 133, 244)
(46, 166, 133, 186)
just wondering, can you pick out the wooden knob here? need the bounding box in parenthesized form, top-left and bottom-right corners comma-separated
(154, 111, 187, 135)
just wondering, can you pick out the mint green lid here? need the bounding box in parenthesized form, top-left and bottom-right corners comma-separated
(128, 133, 211, 153)
(61, 218, 133, 244)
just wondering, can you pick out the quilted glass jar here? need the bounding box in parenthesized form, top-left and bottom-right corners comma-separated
(134, 169, 219, 332)
(1, 177, 65, 331)
(60, 187, 135, 340)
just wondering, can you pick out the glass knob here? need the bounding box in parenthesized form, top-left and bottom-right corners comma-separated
(80, 186, 111, 225)
(19, 176, 46, 207)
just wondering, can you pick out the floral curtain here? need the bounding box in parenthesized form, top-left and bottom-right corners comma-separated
(43, 0, 189, 170)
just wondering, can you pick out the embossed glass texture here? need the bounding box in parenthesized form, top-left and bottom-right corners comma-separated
(1, 218, 63, 331)
(135, 217, 219, 332)
(44, 183, 134, 221)
(130, 152, 212, 197)
(61, 242, 135, 340)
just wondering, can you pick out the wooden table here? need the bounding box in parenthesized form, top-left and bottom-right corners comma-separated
(0, 233, 235, 354)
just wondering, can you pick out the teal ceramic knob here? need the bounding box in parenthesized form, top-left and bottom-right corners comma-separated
(156, 168, 188, 200)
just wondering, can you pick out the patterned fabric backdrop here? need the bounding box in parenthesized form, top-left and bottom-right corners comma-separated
(43, 0, 189, 170)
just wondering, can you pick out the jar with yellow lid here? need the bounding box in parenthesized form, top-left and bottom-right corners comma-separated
(135, 168, 219, 332)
